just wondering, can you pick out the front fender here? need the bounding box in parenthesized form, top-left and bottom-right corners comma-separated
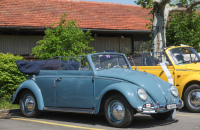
(94, 82, 153, 114)
(179, 74, 200, 98)
(12, 79, 44, 110)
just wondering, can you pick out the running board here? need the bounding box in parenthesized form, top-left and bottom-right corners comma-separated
(43, 107, 94, 114)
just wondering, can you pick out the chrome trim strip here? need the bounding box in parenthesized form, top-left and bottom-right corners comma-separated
(43, 107, 94, 114)
(95, 77, 124, 82)
(177, 69, 200, 72)
(138, 69, 174, 71)
(35, 76, 93, 79)
(176, 69, 187, 71)
(56, 76, 93, 78)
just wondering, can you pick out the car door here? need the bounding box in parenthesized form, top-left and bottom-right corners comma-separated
(34, 58, 59, 107)
(55, 56, 94, 109)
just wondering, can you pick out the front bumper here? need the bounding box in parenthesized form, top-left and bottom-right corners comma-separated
(136, 99, 184, 114)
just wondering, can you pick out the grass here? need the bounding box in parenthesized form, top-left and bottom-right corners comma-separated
(0, 96, 19, 110)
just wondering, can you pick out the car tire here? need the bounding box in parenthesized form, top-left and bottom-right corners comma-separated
(20, 90, 40, 117)
(183, 84, 200, 113)
(104, 94, 133, 128)
(151, 110, 174, 120)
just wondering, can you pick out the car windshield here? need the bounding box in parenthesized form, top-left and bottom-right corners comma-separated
(91, 54, 131, 71)
(168, 47, 200, 65)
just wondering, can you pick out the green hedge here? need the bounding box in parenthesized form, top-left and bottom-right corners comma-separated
(0, 53, 27, 98)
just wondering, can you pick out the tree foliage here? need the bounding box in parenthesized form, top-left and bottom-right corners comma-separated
(166, 0, 200, 51)
(166, 11, 200, 51)
(32, 13, 94, 59)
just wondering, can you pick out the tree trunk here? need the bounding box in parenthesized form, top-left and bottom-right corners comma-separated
(152, 5, 169, 52)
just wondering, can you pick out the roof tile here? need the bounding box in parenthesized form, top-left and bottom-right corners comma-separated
(0, 0, 152, 30)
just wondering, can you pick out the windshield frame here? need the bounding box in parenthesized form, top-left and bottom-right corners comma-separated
(167, 47, 200, 65)
(90, 53, 132, 71)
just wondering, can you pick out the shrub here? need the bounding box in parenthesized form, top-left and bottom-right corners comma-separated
(0, 96, 19, 110)
(32, 13, 95, 60)
(0, 53, 27, 98)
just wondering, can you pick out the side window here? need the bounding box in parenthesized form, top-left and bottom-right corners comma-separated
(60, 56, 80, 70)
(42, 56, 91, 71)
(43, 57, 59, 70)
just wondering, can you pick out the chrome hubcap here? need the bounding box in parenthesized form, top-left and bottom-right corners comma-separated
(188, 89, 200, 109)
(24, 96, 35, 112)
(110, 101, 125, 121)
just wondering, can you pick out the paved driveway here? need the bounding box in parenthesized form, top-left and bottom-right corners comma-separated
(0, 108, 200, 130)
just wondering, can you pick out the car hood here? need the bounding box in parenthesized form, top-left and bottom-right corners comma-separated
(97, 69, 172, 104)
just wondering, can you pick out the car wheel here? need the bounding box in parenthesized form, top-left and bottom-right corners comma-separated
(183, 84, 200, 113)
(151, 110, 174, 120)
(20, 90, 40, 117)
(104, 94, 133, 128)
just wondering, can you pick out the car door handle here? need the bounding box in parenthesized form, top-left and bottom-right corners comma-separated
(56, 78, 62, 81)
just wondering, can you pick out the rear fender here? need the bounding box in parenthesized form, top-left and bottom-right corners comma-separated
(11, 79, 44, 110)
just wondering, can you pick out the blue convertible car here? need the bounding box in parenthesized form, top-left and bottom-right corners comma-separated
(11, 52, 183, 127)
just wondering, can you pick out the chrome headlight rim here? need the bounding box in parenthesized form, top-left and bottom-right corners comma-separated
(137, 88, 148, 101)
(170, 85, 179, 97)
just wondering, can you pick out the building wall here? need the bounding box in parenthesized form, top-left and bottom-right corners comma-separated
(0, 35, 149, 55)
(91, 37, 132, 53)
(0, 35, 43, 55)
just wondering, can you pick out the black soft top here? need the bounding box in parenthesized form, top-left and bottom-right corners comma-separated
(16, 60, 80, 75)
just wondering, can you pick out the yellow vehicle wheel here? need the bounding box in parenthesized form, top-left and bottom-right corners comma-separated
(183, 84, 200, 113)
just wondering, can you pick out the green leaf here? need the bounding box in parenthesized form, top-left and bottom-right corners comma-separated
(31, 13, 95, 59)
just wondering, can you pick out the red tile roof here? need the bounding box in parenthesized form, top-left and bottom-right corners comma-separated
(0, 0, 152, 30)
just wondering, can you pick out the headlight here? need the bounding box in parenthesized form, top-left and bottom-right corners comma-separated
(138, 88, 147, 101)
(170, 85, 179, 97)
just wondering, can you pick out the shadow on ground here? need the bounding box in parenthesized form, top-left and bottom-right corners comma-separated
(4, 110, 179, 129)
(177, 107, 191, 113)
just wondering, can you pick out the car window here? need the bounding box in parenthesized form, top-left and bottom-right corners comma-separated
(59, 56, 91, 71)
(91, 54, 130, 70)
(42, 56, 92, 71)
(60, 56, 81, 70)
(131, 52, 171, 66)
(43, 57, 60, 70)
(168, 47, 200, 64)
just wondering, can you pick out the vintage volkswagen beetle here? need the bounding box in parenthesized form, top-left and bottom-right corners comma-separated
(11, 52, 183, 127)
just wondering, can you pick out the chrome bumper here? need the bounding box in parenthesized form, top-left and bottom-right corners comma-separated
(136, 99, 184, 114)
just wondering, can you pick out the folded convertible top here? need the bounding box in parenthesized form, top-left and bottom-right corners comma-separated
(16, 60, 80, 75)
(16, 60, 46, 75)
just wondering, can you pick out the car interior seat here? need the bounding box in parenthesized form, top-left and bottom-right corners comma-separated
(143, 57, 154, 66)
(175, 54, 184, 63)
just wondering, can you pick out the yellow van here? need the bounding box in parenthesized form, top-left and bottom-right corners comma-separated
(131, 46, 200, 112)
